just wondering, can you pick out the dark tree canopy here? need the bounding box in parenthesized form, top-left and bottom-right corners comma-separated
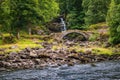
(82, 0, 110, 26)
(107, 0, 120, 44)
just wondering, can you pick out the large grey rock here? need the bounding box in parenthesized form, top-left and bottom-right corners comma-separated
(29, 51, 38, 58)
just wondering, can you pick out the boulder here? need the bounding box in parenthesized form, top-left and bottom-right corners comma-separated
(29, 51, 38, 58)
(7, 52, 19, 60)
(25, 47, 32, 52)
(85, 49, 92, 54)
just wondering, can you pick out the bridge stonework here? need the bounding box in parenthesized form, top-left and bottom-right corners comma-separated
(53, 30, 89, 41)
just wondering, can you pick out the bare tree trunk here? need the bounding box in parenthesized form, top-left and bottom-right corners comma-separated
(17, 31, 20, 39)
(28, 23, 32, 35)
(28, 27, 32, 35)
(0, 32, 4, 40)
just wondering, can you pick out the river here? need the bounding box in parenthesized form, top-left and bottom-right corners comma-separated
(0, 60, 120, 80)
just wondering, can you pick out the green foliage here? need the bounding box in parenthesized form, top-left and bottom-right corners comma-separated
(82, 0, 110, 26)
(0, 0, 59, 37)
(58, 0, 85, 29)
(89, 23, 108, 30)
(106, 0, 120, 44)
(2, 35, 17, 44)
(89, 33, 99, 41)
(92, 47, 112, 55)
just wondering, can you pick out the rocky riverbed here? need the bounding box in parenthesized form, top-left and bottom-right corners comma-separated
(0, 41, 120, 71)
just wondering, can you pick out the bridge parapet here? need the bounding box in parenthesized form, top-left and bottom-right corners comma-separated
(53, 30, 89, 41)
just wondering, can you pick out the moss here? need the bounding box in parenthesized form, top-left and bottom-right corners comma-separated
(0, 39, 2, 45)
(3, 36, 17, 44)
(89, 33, 99, 41)
(92, 47, 112, 55)
(0, 38, 43, 54)
(89, 22, 108, 30)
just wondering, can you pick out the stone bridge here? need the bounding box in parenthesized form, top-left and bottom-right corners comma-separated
(53, 30, 89, 41)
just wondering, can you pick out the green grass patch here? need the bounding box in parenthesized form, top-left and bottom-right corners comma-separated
(89, 33, 99, 41)
(0, 38, 43, 53)
(92, 47, 112, 55)
(0, 39, 2, 45)
(21, 34, 45, 39)
(89, 22, 108, 30)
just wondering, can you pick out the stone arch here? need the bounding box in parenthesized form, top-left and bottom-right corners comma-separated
(61, 30, 88, 41)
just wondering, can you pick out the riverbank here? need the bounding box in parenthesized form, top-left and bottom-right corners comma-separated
(1, 60, 120, 80)
(0, 23, 120, 71)
(0, 41, 120, 71)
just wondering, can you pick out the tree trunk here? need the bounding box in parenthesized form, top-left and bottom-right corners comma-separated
(17, 31, 20, 39)
(28, 22, 32, 35)
(28, 27, 32, 35)
(0, 32, 4, 40)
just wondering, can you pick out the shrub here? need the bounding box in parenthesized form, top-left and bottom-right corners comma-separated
(2, 35, 17, 44)
(106, 0, 120, 44)
(89, 33, 99, 41)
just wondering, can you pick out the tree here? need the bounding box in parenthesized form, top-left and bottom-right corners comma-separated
(38, 0, 59, 23)
(67, 0, 85, 29)
(106, 0, 120, 44)
(58, 0, 85, 29)
(0, 0, 59, 38)
(82, 0, 110, 26)
(0, 0, 12, 34)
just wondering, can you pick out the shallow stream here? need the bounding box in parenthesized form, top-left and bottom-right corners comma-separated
(0, 60, 120, 80)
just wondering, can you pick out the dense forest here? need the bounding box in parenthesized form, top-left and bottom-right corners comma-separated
(0, 0, 119, 44)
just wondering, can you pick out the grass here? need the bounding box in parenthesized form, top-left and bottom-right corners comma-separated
(0, 39, 2, 45)
(61, 43, 113, 55)
(89, 22, 108, 30)
(0, 38, 43, 54)
(89, 33, 99, 41)
(92, 47, 113, 55)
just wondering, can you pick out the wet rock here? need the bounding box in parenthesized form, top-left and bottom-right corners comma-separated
(38, 53, 51, 59)
(85, 49, 92, 54)
(34, 59, 41, 64)
(0, 54, 6, 60)
(0, 61, 4, 67)
(2, 62, 11, 68)
(67, 62, 74, 66)
(49, 64, 59, 68)
(11, 59, 23, 63)
(68, 54, 80, 60)
(20, 60, 35, 69)
(90, 63, 97, 67)
(25, 47, 32, 52)
(45, 49, 53, 53)
(10, 63, 19, 69)
(117, 56, 120, 60)
(40, 64, 48, 68)
(20, 54, 28, 59)
(29, 51, 38, 58)
(7, 52, 19, 60)
(95, 57, 106, 62)
(0, 68, 6, 71)
(55, 57, 63, 60)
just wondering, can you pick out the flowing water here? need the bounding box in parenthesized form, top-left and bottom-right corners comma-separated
(60, 18, 67, 31)
(0, 60, 120, 80)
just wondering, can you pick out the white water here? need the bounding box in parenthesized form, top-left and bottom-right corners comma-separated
(0, 60, 120, 80)
(60, 18, 67, 31)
